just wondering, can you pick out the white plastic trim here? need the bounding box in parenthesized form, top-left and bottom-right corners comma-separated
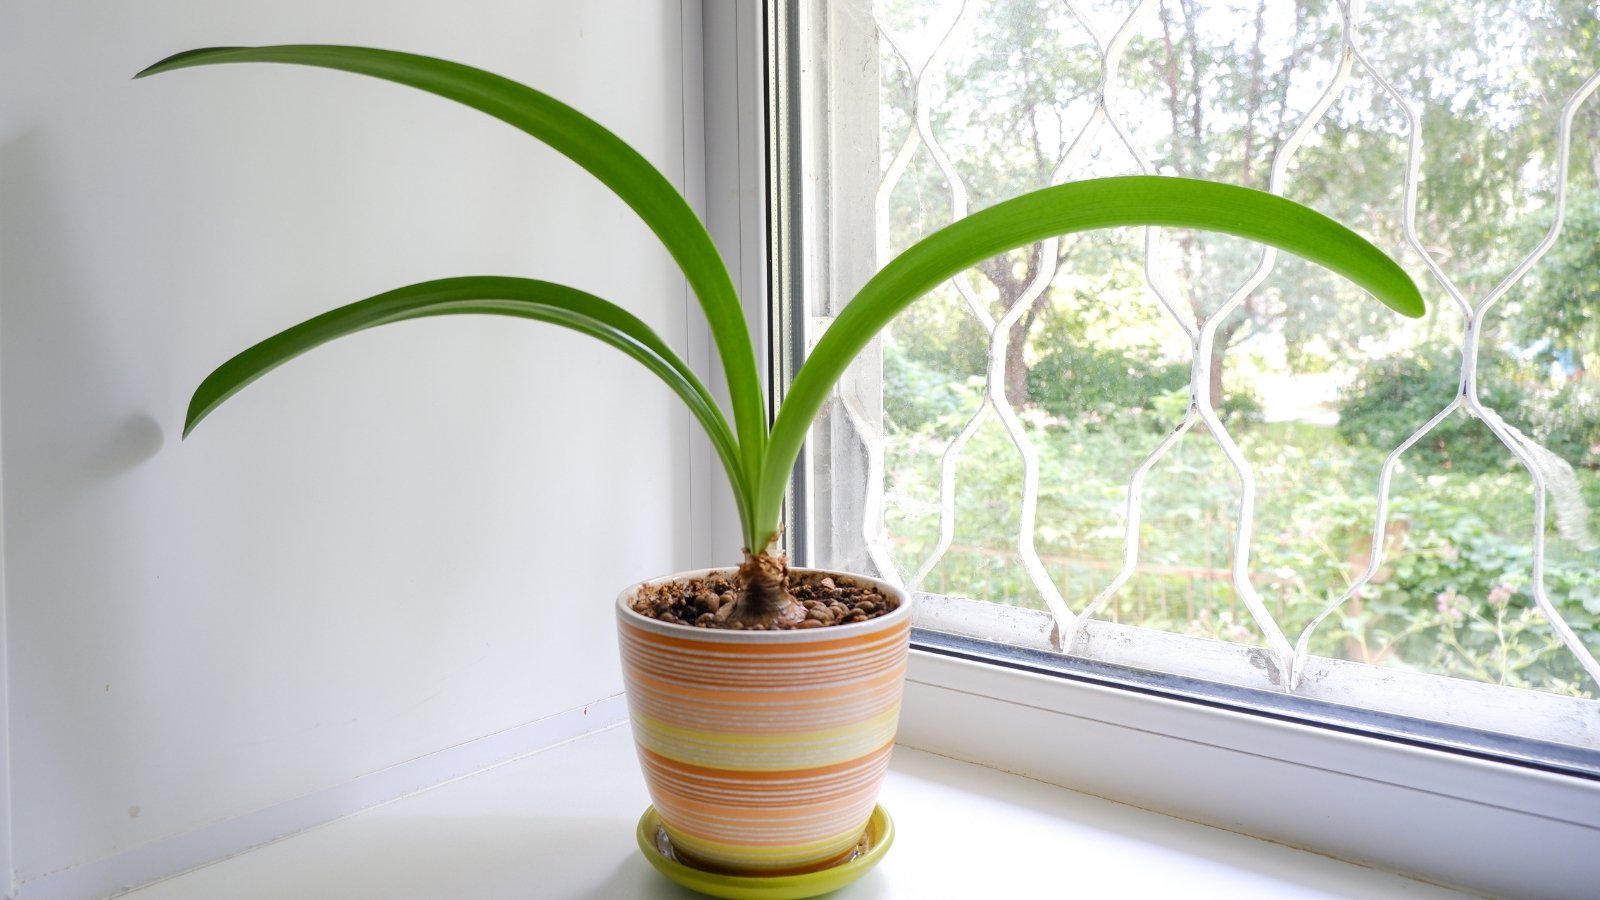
(0, 214, 12, 898)
(698, 0, 772, 563)
(913, 592, 1600, 749)
(1, 460, 12, 900)
(897, 650, 1600, 899)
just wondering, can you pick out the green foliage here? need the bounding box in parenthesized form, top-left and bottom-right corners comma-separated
(882, 416, 1600, 697)
(145, 45, 1422, 560)
(870, 0, 1600, 695)
(1336, 352, 1518, 474)
(1364, 499, 1600, 694)
(1520, 375, 1591, 466)
(1264, 472, 1600, 696)
(884, 296, 991, 390)
(1026, 346, 1189, 424)
(882, 338, 982, 432)
(1514, 188, 1600, 361)
(1521, 379, 1600, 471)
(1337, 351, 1600, 473)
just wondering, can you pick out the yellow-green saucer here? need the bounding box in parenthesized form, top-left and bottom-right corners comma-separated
(635, 805, 894, 899)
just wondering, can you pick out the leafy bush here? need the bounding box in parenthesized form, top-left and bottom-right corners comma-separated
(1338, 351, 1600, 474)
(885, 334, 1257, 433)
(882, 412, 1600, 697)
(1345, 495, 1600, 695)
(883, 336, 982, 431)
(1027, 345, 1189, 423)
(1520, 377, 1600, 471)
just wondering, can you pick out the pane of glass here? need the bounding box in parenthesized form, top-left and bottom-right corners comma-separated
(788, 0, 1600, 748)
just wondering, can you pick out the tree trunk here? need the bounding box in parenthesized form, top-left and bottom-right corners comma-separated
(1200, 0, 1271, 410)
(978, 245, 1055, 413)
(1004, 293, 1049, 410)
(1159, 1, 1186, 176)
(1239, 0, 1269, 185)
(1180, 0, 1204, 157)
(1208, 314, 1248, 410)
(1163, 0, 1272, 410)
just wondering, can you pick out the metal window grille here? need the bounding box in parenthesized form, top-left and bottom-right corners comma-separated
(784, 0, 1600, 751)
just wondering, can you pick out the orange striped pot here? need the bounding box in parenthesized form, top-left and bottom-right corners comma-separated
(616, 568, 912, 876)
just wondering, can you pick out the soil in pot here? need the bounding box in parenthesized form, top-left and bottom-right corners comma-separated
(630, 568, 895, 630)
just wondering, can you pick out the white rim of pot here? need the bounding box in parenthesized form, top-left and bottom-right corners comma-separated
(616, 567, 913, 644)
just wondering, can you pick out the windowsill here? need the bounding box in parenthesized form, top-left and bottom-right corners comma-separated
(123, 721, 1461, 899)
(899, 647, 1600, 899)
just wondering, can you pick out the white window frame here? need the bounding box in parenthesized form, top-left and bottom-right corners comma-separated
(697, 2, 1600, 896)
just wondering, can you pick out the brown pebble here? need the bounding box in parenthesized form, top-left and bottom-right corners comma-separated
(819, 576, 836, 590)
(797, 619, 824, 629)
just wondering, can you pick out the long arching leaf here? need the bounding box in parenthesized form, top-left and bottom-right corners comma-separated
(183, 276, 751, 537)
(139, 45, 768, 490)
(756, 176, 1426, 539)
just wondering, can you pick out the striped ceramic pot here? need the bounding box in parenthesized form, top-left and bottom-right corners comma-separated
(616, 568, 912, 876)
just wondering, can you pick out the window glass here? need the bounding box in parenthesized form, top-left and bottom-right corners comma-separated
(788, 0, 1600, 751)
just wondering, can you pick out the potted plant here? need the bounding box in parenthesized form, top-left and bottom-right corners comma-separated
(141, 45, 1422, 896)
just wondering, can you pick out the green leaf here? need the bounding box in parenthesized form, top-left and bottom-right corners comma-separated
(757, 176, 1426, 538)
(138, 45, 768, 500)
(183, 276, 751, 538)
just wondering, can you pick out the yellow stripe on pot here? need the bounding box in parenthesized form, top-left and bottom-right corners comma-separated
(629, 708, 902, 771)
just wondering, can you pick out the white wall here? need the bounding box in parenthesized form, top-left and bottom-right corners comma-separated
(0, 0, 704, 890)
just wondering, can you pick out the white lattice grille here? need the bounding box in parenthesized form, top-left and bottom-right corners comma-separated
(798, 0, 1600, 731)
